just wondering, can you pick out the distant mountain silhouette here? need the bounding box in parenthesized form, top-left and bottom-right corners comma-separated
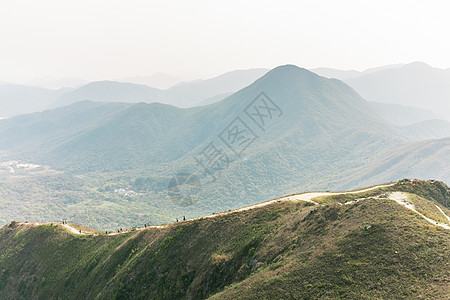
(52, 81, 162, 108)
(117, 73, 183, 89)
(345, 62, 450, 120)
(26, 77, 87, 89)
(51, 68, 269, 109)
(310, 63, 405, 80)
(0, 84, 68, 117)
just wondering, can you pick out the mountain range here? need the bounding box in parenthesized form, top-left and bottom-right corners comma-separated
(0, 69, 269, 118)
(2, 62, 450, 123)
(52, 68, 269, 108)
(1, 65, 450, 229)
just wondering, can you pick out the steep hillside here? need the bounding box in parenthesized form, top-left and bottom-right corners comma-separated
(163, 68, 269, 107)
(0, 180, 449, 299)
(338, 138, 450, 189)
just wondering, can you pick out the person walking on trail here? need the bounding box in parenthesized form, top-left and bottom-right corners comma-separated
(183, 216, 186, 221)
(176, 218, 178, 222)
(79, 230, 82, 234)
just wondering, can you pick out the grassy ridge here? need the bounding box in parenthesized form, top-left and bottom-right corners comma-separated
(0, 180, 449, 299)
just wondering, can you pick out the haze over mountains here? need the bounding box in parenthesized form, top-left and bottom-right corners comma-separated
(313, 62, 450, 121)
(1, 64, 450, 229)
(3, 62, 450, 122)
(0, 69, 268, 118)
(117, 73, 183, 89)
(0, 84, 71, 117)
(310, 63, 405, 80)
(345, 62, 450, 120)
(52, 68, 269, 108)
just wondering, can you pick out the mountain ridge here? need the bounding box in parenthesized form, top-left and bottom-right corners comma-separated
(1, 180, 449, 299)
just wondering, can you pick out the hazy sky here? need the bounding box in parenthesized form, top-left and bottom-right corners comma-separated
(1, 0, 449, 83)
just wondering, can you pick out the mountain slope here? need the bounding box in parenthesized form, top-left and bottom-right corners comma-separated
(163, 68, 269, 107)
(338, 138, 450, 189)
(401, 119, 450, 140)
(368, 101, 443, 126)
(0, 180, 448, 299)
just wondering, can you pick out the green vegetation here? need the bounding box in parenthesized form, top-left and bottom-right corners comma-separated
(1, 65, 450, 230)
(0, 66, 409, 229)
(0, 180, 449, 299)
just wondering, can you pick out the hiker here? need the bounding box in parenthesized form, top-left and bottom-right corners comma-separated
(183, 216, 186, 221)
(176, 218, 178, 222)
(79, 230, 81, 234)
(144, 223, 147, 228)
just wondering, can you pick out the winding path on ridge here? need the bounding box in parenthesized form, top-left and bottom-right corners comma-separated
(276, 183, 396, 205)
(17, 183, 449, 235)
(61, 223, 84, 235)
(389, 192, 450, 230)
